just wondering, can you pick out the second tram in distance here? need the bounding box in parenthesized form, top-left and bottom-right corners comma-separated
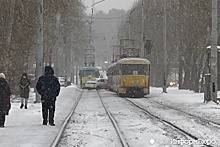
(79, 67, 100, 88)
(107, 58, 150, 98)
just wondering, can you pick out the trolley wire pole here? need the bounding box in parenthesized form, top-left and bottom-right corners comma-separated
(140, 0, 145, 58)
(86, 0, 106, 67)
(162, 0, 167, 93)
(35, 0, 44, 103)
(210, 0, 218, 103)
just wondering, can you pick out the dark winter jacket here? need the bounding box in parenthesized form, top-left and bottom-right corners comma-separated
(20, 73, 30, 99)
(36, 66, 60, 102)
(0, 78, 11, 115)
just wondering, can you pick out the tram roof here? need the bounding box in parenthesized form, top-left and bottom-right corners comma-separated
(108, 58, 150, 69)
(107, 62, 117, 69)
(117, 58, 150, 64)
(80, 66, 99, 71)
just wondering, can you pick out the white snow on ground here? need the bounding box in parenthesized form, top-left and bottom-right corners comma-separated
(1, 85, 220, 147)
(0, 85, 80, 147)
(59, 87, 220, 147)
(59, 90, 122, 147)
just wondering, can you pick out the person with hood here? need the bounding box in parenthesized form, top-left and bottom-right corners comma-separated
(19, 73, 30, 109)
(36, 66, 60, 126)
(0, 73, 11, 128)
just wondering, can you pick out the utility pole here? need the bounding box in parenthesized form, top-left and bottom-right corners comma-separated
(89, 0, 95, 46)
(162, 0, 167, 93)
(55, 12, 61, 76)
(85, 0, 95, 67)
(141, 0, 145, 58)
(128, 20, 131, 40)
(85, 0, 105, 67)
(210, 0, 218, 102)
(35, 0, 44, 103)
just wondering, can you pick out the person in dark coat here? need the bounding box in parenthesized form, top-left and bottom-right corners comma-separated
(36, 66, 60, 126)
(0, 73, 11, 128)
(19, 73, 30, 109)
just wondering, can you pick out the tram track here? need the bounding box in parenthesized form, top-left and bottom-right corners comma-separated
(97, 90, 129, 147)
(147, 98, 220, 127)
(126, 98, 217, 147)
(51, 90, 84, 147)
(57, 90, 123, 147)
(98, 90, 196, 146)
(51, 89, 218, 147)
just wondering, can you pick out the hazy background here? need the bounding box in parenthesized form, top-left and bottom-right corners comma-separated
(82, 0, 137, 14)
(81, 0, 138, 69)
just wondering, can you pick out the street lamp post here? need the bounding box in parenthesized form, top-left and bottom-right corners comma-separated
(92, 0, 105, 8)
(86, 0, 106, 67)
(90, 0, 106, 34)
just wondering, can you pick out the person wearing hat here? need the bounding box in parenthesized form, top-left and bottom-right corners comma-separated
(36, 66, 60, 126)
(19, 73, 30, 109)
(0, 73, 11, 128)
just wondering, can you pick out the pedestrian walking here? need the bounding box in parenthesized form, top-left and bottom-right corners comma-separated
(19, 73, 30, 109)
(0, 73, 11, 128)
(36, 66, 60, 126)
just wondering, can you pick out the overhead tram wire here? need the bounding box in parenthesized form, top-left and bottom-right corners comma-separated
(84, 0, 145, 22)
(84, 4, 144, 23)
(84, 13, 132, 23)
(85, 14, 128, 20)
(92, 20, 123, 23)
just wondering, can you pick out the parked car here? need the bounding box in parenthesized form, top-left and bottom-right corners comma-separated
(95, 78, 108, 90)
(84, 80, 97, 90)
(84, 79, 108, 90)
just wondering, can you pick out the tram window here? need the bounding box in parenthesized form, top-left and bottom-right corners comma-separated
(96, 71, 100, 77)
(144, 65, 149, 75)
(116, 64, 120, 75)
(82, 70, 98, 76)
(133, 71, 138, 75)
(122, 64, 148, 75)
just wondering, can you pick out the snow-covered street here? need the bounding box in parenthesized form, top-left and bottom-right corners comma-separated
(58, 87, 220, 147)
(1, 85, 220, 147)
(58, 90, 121, 147)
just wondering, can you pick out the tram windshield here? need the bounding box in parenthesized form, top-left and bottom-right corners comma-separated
(81, 70, 99, 77)
(121, 64, 149, 75)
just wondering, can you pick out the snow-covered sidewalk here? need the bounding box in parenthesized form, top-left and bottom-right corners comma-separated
(149, 87, 220, 122)
(0, 85, 79, 147)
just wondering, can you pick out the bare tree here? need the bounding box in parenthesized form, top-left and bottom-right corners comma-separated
(0, 0, 89, 94)
(117, 0, 216, 92)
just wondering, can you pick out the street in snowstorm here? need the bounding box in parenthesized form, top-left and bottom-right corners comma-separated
(1, 0, 220, 147)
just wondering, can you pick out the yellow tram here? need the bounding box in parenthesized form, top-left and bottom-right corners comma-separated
(107, 58, 150, 97)
(79, 67, 100, 88)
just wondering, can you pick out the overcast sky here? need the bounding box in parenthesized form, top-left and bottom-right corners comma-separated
(83, 0, 137, 14)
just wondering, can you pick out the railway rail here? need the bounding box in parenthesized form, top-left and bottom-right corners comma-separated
(98, 91, 209, 146)
(56, 90, 128, 147)
(97, 91, 129, 147)
(126, 98, 217, 147)
(33, 89, 219, 147)
(148, 99, 220, 127)
(51, 90, 84, 147)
